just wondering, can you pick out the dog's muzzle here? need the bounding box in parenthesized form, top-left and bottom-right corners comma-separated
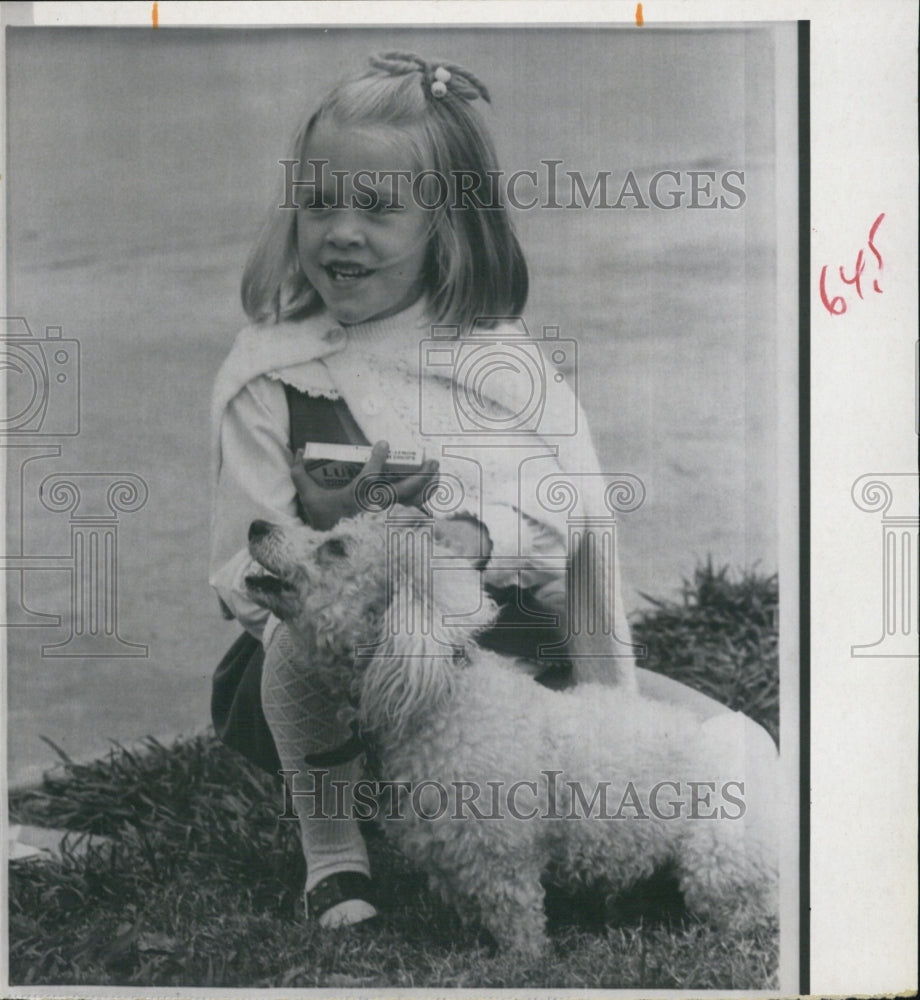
(245, 519, 298, 603)
(249, 519, 274, 542)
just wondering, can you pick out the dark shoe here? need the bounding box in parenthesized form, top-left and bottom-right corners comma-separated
(306, 872, 378, 928)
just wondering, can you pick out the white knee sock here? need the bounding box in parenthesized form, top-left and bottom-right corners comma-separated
(261, 625, 373, 905)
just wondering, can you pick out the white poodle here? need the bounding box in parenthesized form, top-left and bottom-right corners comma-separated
(245, 509, 779, 955)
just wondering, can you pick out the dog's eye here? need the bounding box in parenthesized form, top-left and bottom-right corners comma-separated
(317, 537, 348, 560)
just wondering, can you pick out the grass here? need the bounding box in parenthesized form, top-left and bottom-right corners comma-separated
(8, 561, 780, 989)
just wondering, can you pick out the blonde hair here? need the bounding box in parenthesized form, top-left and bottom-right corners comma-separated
(241, 52, 528, 330)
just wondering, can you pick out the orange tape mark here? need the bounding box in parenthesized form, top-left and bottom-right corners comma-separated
(152, 2, 158, 28)
(635, 3, 644, 26)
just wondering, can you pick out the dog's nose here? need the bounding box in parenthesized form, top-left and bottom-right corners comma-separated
(248, 519, 273, 542)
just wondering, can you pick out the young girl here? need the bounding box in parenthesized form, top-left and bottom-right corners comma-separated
(210, 52, 742, 930)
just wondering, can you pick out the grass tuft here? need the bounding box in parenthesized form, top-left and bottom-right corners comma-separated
(9, 561, 780, 988)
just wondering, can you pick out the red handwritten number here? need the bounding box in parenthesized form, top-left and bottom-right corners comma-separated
(819, 213, 885, 315)
(867, 212, 885, 294)
(819, 265, 846, 315)
(838, 249, 866, 299)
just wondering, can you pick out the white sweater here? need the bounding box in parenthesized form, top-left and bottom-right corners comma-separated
(210, 301, 632, 670)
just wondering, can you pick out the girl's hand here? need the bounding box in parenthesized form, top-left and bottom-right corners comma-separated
(290, 441, 439, 531)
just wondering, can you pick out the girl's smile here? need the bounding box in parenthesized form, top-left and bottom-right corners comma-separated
(296, 122, 430, 326)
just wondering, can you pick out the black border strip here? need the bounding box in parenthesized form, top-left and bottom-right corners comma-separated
(798, 18, 811, 997)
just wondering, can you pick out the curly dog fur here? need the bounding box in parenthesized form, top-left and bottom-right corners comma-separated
(246, 509, 779, 955)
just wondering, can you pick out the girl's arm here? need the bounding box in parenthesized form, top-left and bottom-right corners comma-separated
(210, 375, 302, 642)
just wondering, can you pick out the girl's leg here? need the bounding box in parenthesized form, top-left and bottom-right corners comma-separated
(635, 666, 733, 722)
(636, 665, 779, 793)
(261, 623, 377, 928)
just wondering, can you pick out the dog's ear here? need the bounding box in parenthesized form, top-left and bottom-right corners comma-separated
(357, 511, 505, 739)
(431, 515, 491, 570)
(315, 535, 349, 565)
(358, 517, 468, 739)
(358, 627, 455, 740)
